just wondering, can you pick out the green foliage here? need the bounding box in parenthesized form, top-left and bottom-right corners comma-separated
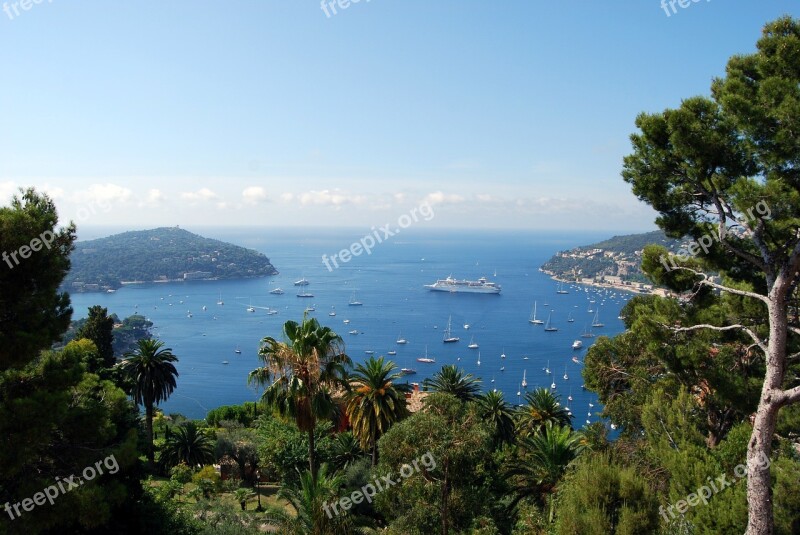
(160, 422, 216, 469)
(375, 392, 498, 534)
(75, 305, 115, 369)
(192, 466, 222, 498)
(170, 462, 194, 485)
(516, 387, 572, 437)
(422, 364, 482, 402)
(64, 226, 277, 289)
(0, 188, 76, 371)
(206, 402, 260, 427)
(214, 427, 259, 482)
(555, 452, 659, 535)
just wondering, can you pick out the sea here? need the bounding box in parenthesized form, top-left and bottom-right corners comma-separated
(69, 227, 632, 426)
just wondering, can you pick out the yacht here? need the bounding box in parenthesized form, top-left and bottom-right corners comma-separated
(529, 302, 544, 325)
(581, 325, 595, 338)
(349, 291, 363, 306)
(388, 350, 397, 355)
(591, 309, 605, 328)
(269, 287, 285, 295)
(396, 333, 408, 344)
(296, 292, 314, 298)
(572, 340, 583, 350)
(424, 275, 501, 294)
(343, 319, 351, 324)
(567, 311, 575, 323)
(443, 316, 459, 343)
(294, 278, 310, 286)
(556, 281, 569, 294)
(563, 364, 569, 381)
(247, 300, 255, 313)
(500, 348, 506, 359)
(266, 308, 278, 315)
(217, 293, 224, 306)
(417, 345, 435, 364)
(467, 336, 478, 349)
(349, 329, 358, 335)
(329, 306, 336, 317)
(234, 346, 241, 354)
(477, 352, 481, 366)
(521, 370, 527, 388)
(544, 311, 558, 332)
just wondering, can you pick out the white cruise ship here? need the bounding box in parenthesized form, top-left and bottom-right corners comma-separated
(424, 276, 501, 294)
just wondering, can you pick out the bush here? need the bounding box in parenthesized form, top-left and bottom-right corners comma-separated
(170, 462, 193, 484)
(191, 466, 221, 498)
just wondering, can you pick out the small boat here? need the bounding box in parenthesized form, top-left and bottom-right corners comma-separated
(464, 323, 470, 329)
(572, 356, 581, 364)
(500, 366, 505, 371)
(551, 381, 556, 390)
(234, 346, 242, 354)
(476, 352, 481, 366)
(572, 340, 583, 350)
(521, 370, 527, 388)
(490, 376, 495, 383)
(388, 350, 397, 355)
(349, 291, 363, 306)
(500, 348, 506, 359)
(247, 300, 256, 313)
(294, 278, 310, 286)
(400, 368, 417, 376)
(544, 311, 558, 332)
(591, 310, 605, 328)
(556, 281, 569, 294)
(365, 350, 374, 355)
(349, 330, 359, 335)
(522, 355, 529, 360)
(304, 305, 316, 312)
(222, 360, 229, 365)
(581, 324, 595, 338)
(545, 361, 551, 375)
(329, 306, 336, 317)
(443, 316, 459, 343)
(568, 388, 573, 401)
(202, 305, 207, 311)
(529, 302, 544, 325)
(296, 292, 314, 298)
(563, 364, 569, 381)
(187, 312, 193, 318)
(266, 308, 278, 315)
(343, 319, 351, 324)
(417, 346, 435, 363)
(467, 336, 478, 349)
(396, 332, 408, 344)
(567, 311, 575, 323)
(269, 287, 285, 295)
(217, 293, 224, 306)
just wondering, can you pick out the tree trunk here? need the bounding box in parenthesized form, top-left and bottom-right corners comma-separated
(308, 427, 317, 482)
(371, 439, 378, 467)
(145, 402, 154, 466)
(746, 292, 789, 535)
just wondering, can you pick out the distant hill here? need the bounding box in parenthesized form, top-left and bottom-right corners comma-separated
(541, 230, 680, 284)
(64, 227, 278, 292)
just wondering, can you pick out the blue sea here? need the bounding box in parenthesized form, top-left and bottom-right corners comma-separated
(69, 227, 631, 426)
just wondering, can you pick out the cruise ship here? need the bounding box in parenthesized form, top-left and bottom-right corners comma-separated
(424, 276, 501, 294)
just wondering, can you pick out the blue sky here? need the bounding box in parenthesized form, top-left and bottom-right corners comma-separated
(1, 1, 798, 232)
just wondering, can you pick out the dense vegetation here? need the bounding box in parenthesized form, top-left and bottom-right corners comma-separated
(64, 227, 278, 291)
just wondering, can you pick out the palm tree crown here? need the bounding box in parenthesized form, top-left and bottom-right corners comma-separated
(160, 421, 215, 469)
(477, 390, 516, 446)
(423, 364, 481, 403)
(346, 356, 410, 465)
(516, 387, 571, 437)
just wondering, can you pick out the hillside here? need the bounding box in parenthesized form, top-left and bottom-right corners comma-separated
(64, 227, 278, 292)
(540, 230, 680, 285)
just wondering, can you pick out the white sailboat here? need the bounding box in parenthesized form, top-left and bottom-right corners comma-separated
(581, 324, 595, 338)
(529, 302, 544, 325)
(521, 370, 527, 388)
(500, 348, 506, 359)
(217, 293, 224, 306)
(563, 364, 569, 381)
(417, 345, 435, 364)
(396, 332, 408, 344)
(556, 281, 569, 294)
(247, 299, 255, 313)
(591, 309, 605, 328)
(468, 336, 478, 349)
(545, 360, 551, 375)
(544, 311, 558, 332)
(329, 306, 336, 317)
(477, 351, 481, 366)
(567, 311, 575, 323)
(348, 291, 363, 306)
(443, 316, 459, 343)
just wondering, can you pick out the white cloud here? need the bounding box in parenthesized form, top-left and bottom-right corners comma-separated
(242, 186, 269, 205)
(279, 192, 294, 203)
(0, 181, 18, 205)
(73, 183, 133, 205)
(180, 188, 219, 202)
(297, 189, 367, 207)
(421, 191, 466, 206)
(141, 188, 166, 206)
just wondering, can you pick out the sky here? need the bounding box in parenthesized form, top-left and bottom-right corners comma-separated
(1, 1, 799, 233)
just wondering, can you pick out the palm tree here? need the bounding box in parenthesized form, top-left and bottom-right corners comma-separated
(160, 421, 215, 469)
(423, 364, 481, 403)
(117, 338, 179, 465)
(477, 390, 516, 446)
(516, 387, 571, 437)
(330, 431, 367, 472)
(346, 356, 411, 466)
(248, 315, 351, 482)
(264, 464, 357, 535)
(506, 421, 583, 521)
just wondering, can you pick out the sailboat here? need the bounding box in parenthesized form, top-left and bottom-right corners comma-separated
(443, 316, 459, 343)
(545, 360, 551, 375)
(417, 345, 435, 364)
(591, 309, 605, 328)
(551, 380, 556, 389)
(529, 302, 544, 325)
(468, 336, 478, 349)
(217, 293, 224, 306)
(396, 332, 408, 344)
(476, 351, 481, 366)
(294, 277, 310, 286)
(568, 388, 573, 401)
(563, 364, 569, 381)
(247, 299, 255, 313)
(348, 291, 363, 306)
(329, 306, 336, 317)
(581, 324, 595, 338)
(567, 311, 575, 323)
(556, 281, 569, 294)
(234, 345, 242, 354)
(544, 311, 558, 332)
(521, 370, 527, 388)
(500, 348, 506, 359)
